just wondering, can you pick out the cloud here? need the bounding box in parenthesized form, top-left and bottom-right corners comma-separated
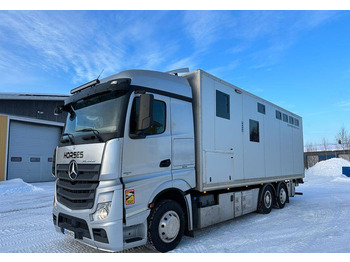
(0, 10, 341, 91)
(0, 11, 183, 85)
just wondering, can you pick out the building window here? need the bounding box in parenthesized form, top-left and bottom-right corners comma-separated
(289, 116, 294, 125)
(11, 157, 22, 162)
(249, 119, 260, 143)
(216, 90, 230, 119)
(276, 110, 282, 120)
(295, 119, 300, 127)
(130, 97, 166, 136)
(283, 113, 288, 122)
(257, 103, 265, 114)
(30, 157, 40, 162)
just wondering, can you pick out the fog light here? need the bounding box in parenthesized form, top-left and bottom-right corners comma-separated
(92, 202, 111, 221)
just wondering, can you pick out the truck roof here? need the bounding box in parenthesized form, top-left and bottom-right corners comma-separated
(100, 69, 192, 99)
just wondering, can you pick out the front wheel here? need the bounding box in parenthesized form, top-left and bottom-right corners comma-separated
(147, 199, 185, 252)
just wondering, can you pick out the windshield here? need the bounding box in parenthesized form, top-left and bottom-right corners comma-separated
(63, 91, 129, 138)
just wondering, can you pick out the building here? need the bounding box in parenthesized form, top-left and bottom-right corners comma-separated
(304, 143, 350, 169)
(0, 93, 69, 182)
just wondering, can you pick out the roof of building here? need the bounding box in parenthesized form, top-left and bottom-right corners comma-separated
(0, 92, 70, 101)
(304, 143, 346, 153)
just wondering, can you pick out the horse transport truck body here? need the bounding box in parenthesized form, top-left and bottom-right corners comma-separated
(52, 68, 304, 252)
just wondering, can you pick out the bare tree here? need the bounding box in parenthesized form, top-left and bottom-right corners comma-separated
(336, 125, 350, 151)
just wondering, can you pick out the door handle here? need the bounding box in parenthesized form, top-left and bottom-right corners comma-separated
(159, 159, 171, 168)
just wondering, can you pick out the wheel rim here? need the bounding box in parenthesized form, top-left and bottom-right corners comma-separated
(158, 210, 180, 243)
(264, 190, 272, 208)
(279, 187, 287, 204)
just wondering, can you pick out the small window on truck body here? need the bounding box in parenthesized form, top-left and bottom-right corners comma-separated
(129, 97, 166, 136)
(216, 90, 230, 120)
(295, 118, 300, 127)
(276, 110, 282, 120)
(257, 103, 265, 114)
(249, 119, 260, 143)
(289, 116, 294, 125)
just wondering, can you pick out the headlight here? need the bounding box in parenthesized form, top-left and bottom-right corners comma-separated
(92, 202, 111, 221)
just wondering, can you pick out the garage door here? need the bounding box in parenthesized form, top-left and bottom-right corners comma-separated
(7, 121, 61, 182)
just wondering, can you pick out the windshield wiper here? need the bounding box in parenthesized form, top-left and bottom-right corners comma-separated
(61, 133, 75, 144)
(76, 128, 103, 142)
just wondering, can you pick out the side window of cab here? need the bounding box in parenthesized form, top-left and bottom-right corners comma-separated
(129, 97, 166, 137)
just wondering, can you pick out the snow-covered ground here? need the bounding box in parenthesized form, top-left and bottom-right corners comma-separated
(1, 158, 350, 253)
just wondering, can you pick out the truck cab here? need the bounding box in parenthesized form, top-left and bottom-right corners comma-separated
(52, 69, 196, 252)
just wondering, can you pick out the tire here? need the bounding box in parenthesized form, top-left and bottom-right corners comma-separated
(147, 199, 185, 252)
(276, 182, 288, 209)
(257, 185, 274, 214)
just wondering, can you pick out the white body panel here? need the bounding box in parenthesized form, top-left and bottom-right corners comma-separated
(185, 70, 304, 192)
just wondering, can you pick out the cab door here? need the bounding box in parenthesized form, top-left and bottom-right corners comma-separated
(121, 92, 171, 213)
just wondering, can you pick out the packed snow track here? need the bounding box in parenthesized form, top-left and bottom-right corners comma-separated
(1, 158, 350, 253)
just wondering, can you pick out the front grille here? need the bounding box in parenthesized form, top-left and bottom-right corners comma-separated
(56, 164, 100, 210)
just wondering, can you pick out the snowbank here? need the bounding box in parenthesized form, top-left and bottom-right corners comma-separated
(305, 158, 350, 183)
(0, 178, 44, 196)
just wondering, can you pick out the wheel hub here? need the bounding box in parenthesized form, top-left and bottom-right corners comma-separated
(279, 188, 287, 204)
(264, 191, 272, 208)
(158, 210, 180, 243)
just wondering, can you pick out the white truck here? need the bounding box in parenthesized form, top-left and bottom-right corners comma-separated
(52, 68, 304, 252)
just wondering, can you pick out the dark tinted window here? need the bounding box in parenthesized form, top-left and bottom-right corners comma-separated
(283, 114, 288, 122)
(30, 157, 40, 162)
(249, 119, 260, 143)
(130, 97, 166, 136)
(216, 90, 230, 119)
(257, 103, 265, 114)
(295, 119, 299, 127)
(276, 110, 282, 120)
(11, 157, 22, 162)
(289, 116, 294, 125)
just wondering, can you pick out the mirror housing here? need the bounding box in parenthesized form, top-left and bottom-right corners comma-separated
(137, 94, 154, 132)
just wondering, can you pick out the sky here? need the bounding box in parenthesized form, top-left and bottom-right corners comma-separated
(0, 9, 349, 145)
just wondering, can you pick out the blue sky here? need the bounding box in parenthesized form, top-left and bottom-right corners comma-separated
(0, 10, 349, 145)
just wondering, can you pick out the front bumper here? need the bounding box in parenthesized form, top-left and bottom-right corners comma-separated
(52, 180, 147, 252)
(53, 180, 125, 252)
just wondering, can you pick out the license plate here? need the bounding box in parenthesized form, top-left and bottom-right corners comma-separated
(64, 228, 75, 239)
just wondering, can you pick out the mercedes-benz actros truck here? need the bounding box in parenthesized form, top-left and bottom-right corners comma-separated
(52, 68, 304, 252)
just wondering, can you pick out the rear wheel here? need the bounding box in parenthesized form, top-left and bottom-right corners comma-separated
(276, 182, 288, 209)
(147, 199, 185, 252)
(257, 185, 274, 214)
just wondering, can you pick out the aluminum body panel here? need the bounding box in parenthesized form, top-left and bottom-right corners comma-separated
(198, 192, 234, 228)
(242, 188, 259, 215)
(234, 192, 243, 217)
(184, 70, 304, 192)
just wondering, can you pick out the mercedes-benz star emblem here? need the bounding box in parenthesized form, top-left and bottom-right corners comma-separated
(68, 160, 78, 181)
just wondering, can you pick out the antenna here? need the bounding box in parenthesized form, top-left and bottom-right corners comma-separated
(97, 69, 104, 80)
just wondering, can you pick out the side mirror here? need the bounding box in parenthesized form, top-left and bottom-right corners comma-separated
(54, 106, 63, 116)
(137, 94, 154, 131)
